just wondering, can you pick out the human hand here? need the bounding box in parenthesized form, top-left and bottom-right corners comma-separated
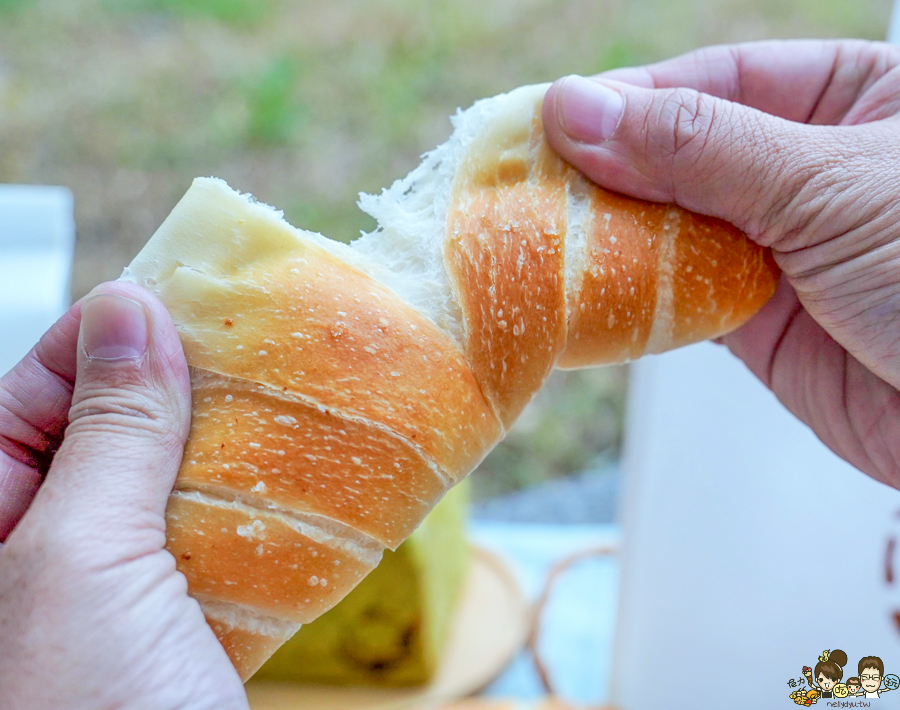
(542, 39, 900, 488)
(0, 283, 248, 709)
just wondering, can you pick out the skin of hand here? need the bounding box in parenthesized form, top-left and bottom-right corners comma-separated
(542, 39, 900, 490)
(0, 282, 249, 710)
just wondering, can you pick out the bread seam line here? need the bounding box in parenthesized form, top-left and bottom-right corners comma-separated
(188, 364, 453, 488)
(197, 596, 302, 636)
(530, 120, 570, 374)
(562, 173, 593, 330)
(170, 489, 384, 564)
(644, 207, 679, 354)
(179, 480, 425, 524)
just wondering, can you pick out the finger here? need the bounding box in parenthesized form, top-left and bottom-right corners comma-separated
(0, 461, 40, 542)
(597, 40, 900, 125)
(719, 276, 801, 389)
(0, 302, 81, 465)
(19, 282, 191, 548)
(721, 279, 900, 489)
(541, 74, 843, 241)
(0, 301, 83, 540)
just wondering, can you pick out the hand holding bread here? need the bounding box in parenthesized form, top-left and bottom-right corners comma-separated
(541, 40, 900, 489)
(0, 285, 250, 710)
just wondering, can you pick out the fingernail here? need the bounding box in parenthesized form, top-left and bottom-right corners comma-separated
(81, 293, 149, 360)
(557, 75, 625, 143)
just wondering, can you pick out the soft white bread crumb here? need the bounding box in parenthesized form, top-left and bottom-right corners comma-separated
(354, 83, 553, 345)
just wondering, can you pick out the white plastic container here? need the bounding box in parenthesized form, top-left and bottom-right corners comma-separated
(612, 342, 900, 710)
(0, 185, 75, 375)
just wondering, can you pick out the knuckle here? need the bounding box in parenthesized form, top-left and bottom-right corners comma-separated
(850, 39, 900, 74)
(655, 87, 719, 168)
(754, 129, 891, 251)
(67, 386, 186, 454)
(753, 154, 835, 243)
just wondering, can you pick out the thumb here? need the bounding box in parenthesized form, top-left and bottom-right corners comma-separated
(542, 75, 823, 241)
(24, 282, 191, 547)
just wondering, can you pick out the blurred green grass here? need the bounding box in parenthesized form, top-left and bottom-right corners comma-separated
(0, 0, 30, 14)
(244, 56, 308, 146)
(105, 0, 269, 23)
(0, 0, 892, 500)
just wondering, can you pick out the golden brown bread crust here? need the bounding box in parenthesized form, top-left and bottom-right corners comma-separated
(203, 620, 286, 682)
(559, 188, 667, 367)
(447, 103, 571, 395)
(178, 369, 448, 547)
(166, 492, 381, 622)
(445, 86, 779, 379)
(125, 180, 504, 679)
(664, 209, 779, 352)
(202, 601, 300, 680)
(123, 83, 780, 681)
(157, 234, 502, 483)
(446, 184, 567, 427)
(558, 196, 779, 367)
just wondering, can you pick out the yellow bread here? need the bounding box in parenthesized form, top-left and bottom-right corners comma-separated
(123, 82, 779, 679)
(254, 480, 470, 686)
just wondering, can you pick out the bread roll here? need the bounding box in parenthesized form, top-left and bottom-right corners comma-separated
(122, 82, 779, 679)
